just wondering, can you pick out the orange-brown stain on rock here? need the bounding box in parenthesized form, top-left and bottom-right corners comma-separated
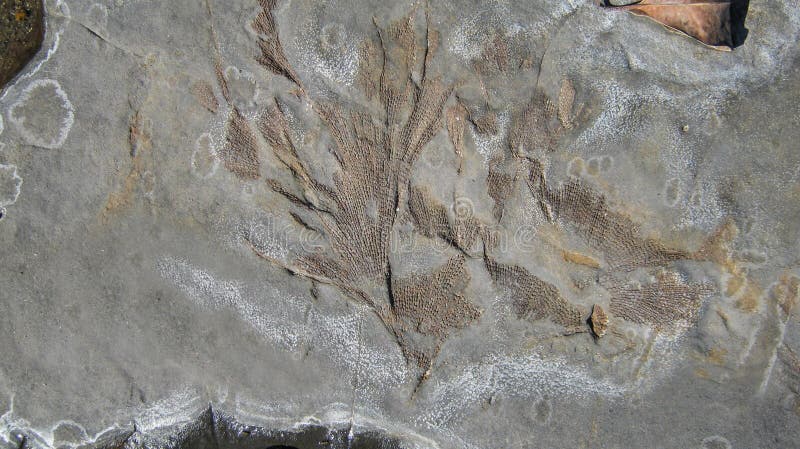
(693, 219, 765, 313)
(691, 346, 728, 374)
(706, 347, 727, 366)
(772, 274, 800, 316)
(101, 111, 154, 221)
(695, 218, 738, 265)
(736, 281, 762, 313)
(604, 1, 735, 50)
(726, 272, 746, 297)
(694, 368, 711, 379)
(562, 250, 601, 269)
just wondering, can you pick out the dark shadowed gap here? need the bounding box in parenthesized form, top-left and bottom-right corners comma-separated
(49, 409, 408, 449)
(86, 409, 411, 449)
(730, 0, 750, 47)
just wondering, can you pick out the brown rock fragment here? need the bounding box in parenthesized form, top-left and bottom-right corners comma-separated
(604, 0, 735, 50)
(589, 304, 609, 338)
(0, 0, 44, 88)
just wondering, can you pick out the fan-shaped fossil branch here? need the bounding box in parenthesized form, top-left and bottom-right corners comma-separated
(609, 271, 714, 326)
(239, 4, 483, 380)
(408, 185, 489, 256)
(252, 0, 303, 89)
(528, 164, 691, 272)
(484, 80, 718, 333)
(220, 108, 262, 180)
(485, 257, 588, 334)
(391, 255, 481, 371)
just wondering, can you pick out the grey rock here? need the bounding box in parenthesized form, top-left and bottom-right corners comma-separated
(0, 1, 798, 448)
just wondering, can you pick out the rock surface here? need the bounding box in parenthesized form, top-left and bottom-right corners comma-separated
(0, 1, 799, 448)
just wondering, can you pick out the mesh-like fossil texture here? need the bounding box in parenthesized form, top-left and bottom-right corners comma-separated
(214, 60, 232, 104)
(243, 5, 483, 378)
(778, 344, 800, 394)
(486, 156, 519, 222)
(251, 0, 303, 89)
(486, 34, 510, 72)
(508, 91, 559, 153)
(486, 257, 587, 334)
(530, 168, 691, 272)
(445, 102, 468, 173)
(472, 33, 514, 75)
(261, 102, 394, 285)
(392, 256, 481, 369)
(220, 108, 261, 180)
(408, 185, 485, 254)
(471, 111, 499, 135)
(263, 21, 453, 287)
(507, 81, 578, 153)
(476, 80, 722, 343)
(609, 271, 713, 326)
(557, 79, 576, 130)
(191, 80, 219, 114)
(386, 14, 418, 74)
(393, 256, 479, 337)
(357, 38, 381, 100)
(241, 3, 718, 381)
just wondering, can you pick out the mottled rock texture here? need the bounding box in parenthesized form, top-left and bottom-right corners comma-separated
(0, 1, 799, 448)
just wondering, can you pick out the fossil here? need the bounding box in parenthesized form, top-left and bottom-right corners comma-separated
(485, 256, 587, 335)
(190, 80, 219, 114)
(220, 108, 261, 180)
(240, 4, 482, 382)
(200, 0, 723, 383)
(608, 271, 713, 326)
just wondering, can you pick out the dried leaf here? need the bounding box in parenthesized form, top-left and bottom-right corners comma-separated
(605, 0, 734, 50)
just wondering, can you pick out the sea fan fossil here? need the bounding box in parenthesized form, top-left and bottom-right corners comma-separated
(252, 0, 303, 89)
(194, 0, 725, 385)
(220, 108, 261, 180)
(240, 5, 484, 381)
(485, 257, 587, 334)
(609, 270, 713, 326)
(484, 77, 715, 333)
